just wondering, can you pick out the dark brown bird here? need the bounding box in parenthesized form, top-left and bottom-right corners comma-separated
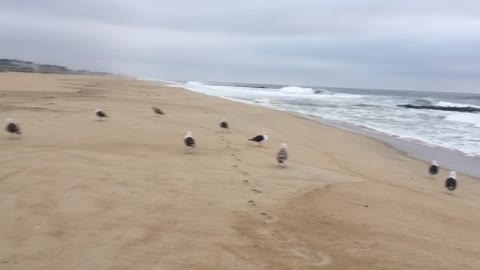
(219, 118, 229, 129)
(5, 118, 21, 135)
(152, 107, 165, 115)
(95, 109, 108, 118)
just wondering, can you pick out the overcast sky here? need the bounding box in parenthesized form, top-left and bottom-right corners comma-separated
(1, 1, 479, 92)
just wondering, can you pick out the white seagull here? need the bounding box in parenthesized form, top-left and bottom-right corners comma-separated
(445, 171, 457, 191)
(184, 131, 196, 153)
(276, 143, 288, 167)
(429, 160, 439, 175)
(95, 108, 108, 119)
(5, 118, 21, 136)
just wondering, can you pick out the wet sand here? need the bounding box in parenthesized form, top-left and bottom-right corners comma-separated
(1, 72, 479, 269)
(308, 117, 480, 178)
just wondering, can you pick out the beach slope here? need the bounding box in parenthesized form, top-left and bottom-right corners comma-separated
(0, 73, 479, 269)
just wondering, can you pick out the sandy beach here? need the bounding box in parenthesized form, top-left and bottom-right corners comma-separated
(1, 72, 480, 270)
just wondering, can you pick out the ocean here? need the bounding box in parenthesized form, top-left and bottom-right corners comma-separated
(169, 81, 480, 176)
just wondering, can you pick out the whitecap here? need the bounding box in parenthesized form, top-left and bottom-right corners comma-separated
(445, 113, 480, 128)
(278, 86, 314, 95)
(436, 101, 480, 108)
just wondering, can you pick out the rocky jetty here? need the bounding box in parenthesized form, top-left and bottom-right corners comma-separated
(398, 104, 480, 113)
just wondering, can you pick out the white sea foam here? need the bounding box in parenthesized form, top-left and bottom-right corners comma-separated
(185, 81, 204, 87)
(436, 101, 480, 108)
(254, 97, 271, 104)
(278, 86, 314, 94)
(445, 113, 480, 128)
(176, 81, 480, 157)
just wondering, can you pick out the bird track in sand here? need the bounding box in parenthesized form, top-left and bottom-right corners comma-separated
(255, 215, 333, 267)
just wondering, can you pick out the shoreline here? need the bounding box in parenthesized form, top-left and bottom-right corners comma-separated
(305, 115, 480, 178)
(172, 82, 480, 178)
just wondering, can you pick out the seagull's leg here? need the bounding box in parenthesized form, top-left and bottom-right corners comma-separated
(185, 146, 194, 154)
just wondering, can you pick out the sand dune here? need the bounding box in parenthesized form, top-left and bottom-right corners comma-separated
(0, 73, 479, 269)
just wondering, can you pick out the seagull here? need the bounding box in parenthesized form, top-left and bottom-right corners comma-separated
(95, 108, 108, 119)
(219, 119, 229, 129)
(5, 118, 21, 135)
(152, 107, 165, 115)
(249, 132, 268, 146)
(429, 160, 439, 175)
(184, 131, 196, 152)
(445, 171, 457, 191)
(276, 143, 288, 168)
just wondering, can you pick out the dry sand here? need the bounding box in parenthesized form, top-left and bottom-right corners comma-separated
(1, 72, 479, 270)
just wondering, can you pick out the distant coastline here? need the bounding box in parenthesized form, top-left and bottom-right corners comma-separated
(0, 58, 113, 76)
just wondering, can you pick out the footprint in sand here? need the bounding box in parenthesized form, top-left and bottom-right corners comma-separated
(259, 212, 278, 224)
(257, 228, 290, 243)
(256, 225, 332, 266)
(288, 248, 332, 267)
(251, 188, 262, 193)
(243, 180, 250, 185)
(248, 200, 256, 206)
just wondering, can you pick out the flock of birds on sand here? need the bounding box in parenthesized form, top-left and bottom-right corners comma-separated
(4, 107, 458, 191)
(5, 107, 289, 167)
(429, 160, 457, 191)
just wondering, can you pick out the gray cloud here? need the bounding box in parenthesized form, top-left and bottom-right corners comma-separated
(1, 0, 479, 92)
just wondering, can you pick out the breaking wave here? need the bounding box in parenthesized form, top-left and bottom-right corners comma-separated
(278, 86, 315, 95)
(175, 80, 480, 158)
(445, 113, 480, 128)
(437, 101, 480, 108)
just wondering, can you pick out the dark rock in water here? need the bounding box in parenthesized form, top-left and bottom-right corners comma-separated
(234, 85, 266, 89)
(411, 99, 434, 106)
(398, 104, 480, 113)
